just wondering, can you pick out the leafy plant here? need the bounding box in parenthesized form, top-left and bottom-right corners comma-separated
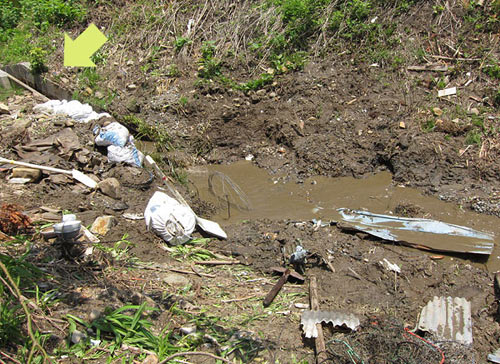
(29, 47, 48, 74)
(174, 36, 192, 52)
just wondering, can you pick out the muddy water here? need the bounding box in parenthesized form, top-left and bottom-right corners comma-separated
(188, 161, 500, 271)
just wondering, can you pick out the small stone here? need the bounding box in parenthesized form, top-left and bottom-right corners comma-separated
(277, 146, 286, 154)
(470, 107, 480, 115)
(71, 329, 87, 344)
(90, 216, 116, 236)
(432, 107, 443, 116)
(269, 92, 277, 98)
(127, 84, 137, 90)
(162, 273, 190, 287)
(89, 309, 102, 322)
(0, 103, 9, 114)
(256, 89, 266, 96)
(143, 354, 159, 364)
(11, 168, 42, 182)
(85, 87, 93, 96)
(126, 60, 134, 66)
(399, 121, 406, 129)
(98, 178, 121, 199)
(245, 154, 254, 161)
(180, 325, 197, 335)
(60, 77, 69, 84)
(94, 91, 104, 99)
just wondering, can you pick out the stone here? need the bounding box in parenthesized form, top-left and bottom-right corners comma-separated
(142, 354, 159, 364)
(399, 121, 406, 129)
(0, 70, 11, 89)
(11, 168, 42, 182)
(98, 178, 121, 199)
(162, 272, 190, 287)
(90, 216, 116, 236)
(269, 92, 277, 98)
(94, 91, 104, 99)
(85, 87, 93, 96)
(470, 107, 480, 116)
(180, 325, 197, 335)
(127, 84, 137, 90)
(432, 107, 443, 117)
(126, 60, 134, 66)
(0, 103, 9, 115)
(89, 309, 102, 322)
(256, 89, 266, 96)
(71, 329, 87, 344)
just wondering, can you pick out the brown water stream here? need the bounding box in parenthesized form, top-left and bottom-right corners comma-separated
(188, 161, 500, 271)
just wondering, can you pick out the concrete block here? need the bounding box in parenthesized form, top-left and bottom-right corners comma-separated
(0, 70, 11, 89)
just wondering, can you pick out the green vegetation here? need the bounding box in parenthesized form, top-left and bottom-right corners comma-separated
(122, 115, 172, 149)
(0, 0, 86, 65)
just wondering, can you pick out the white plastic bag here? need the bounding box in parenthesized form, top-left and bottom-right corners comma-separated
(144, 191, 196, 245)
(33, 99, 110, 123)
(95, 122, 130, 147)
(107, 143, 144, 167)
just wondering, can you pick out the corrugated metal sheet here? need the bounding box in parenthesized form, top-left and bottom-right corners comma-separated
(337, 208, 494, 255)
(301, 310, 360, 338)
(417, 296, 472, 345)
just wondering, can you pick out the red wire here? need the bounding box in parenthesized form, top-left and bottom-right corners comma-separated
(404, 327, 445, 364)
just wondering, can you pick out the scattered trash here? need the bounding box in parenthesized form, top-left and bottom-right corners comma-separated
(122, 212, 144, 220)
(263, 267, 304, 307)
(145, 156, 227, 239)
(295, 302, 309, 309)
(417, 296, 472, 345)
(379, 258, 401, 273)
(0, 157, 98, 189)
(107, 140, 144, 167)
(33, 99, 110, 123)
(301, 310, 361, 338)
(144, 191, 196, 245)
(94, 122, 130, 148)
(337, 208, 494, 255)
(8, 177, 31, 184)
(53, 214, 82, 242)
(290, 245, 308, 264)
(90, 216, 117, 236)
(438, 87, 457, 97)
(488, 348, 500, 363)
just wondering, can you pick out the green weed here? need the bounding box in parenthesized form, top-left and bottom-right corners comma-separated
(0, 85, 24, 102)
(94, 234, 137, 262)
(122, 115, 172, 149)
(29, 47, 48, 74)
(422, 119, 436, 132)
(174, 36, 192, 52)
(465, 129, 482, 145)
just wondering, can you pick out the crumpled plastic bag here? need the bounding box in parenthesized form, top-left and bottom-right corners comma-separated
(95, 122, 130, 147)
(33, 99, 110, 123)
(107, 141, 144, 167)
(144, 191, 196, 245)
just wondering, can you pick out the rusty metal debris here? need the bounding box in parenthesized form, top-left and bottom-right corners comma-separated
(301, 310, 360, 338)
(417, 296, 472, 345)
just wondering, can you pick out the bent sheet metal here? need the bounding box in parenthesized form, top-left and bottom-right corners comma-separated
(337, 208, 494, 255)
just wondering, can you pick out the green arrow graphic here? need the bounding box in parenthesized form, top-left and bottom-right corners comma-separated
(64, 23, 107, 67)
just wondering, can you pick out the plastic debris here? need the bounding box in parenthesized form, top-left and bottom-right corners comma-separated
(290, 245, 308, 264)
(301, 310, 360, 338)
(488, 348, 500, 363)
(379, 258, 401, 273)
(144, 191, 196, 245)
(33, 99, 110, 123)
(94, 122, 130, 147)
(417, 296, 472, 345)
(107, 139, 144, 167)
(438, 87, 457, 97)
(337, 208, 494, 255)
(53, 214, 82, 242)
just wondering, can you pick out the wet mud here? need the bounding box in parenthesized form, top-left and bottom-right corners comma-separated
(189, 161, 500, 270)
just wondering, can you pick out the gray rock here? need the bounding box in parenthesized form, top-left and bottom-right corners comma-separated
(71, 329, 87, 344)
(0, 103, 9, 114)
(162, 273, 190, 287)
(98, 178, 121, 199)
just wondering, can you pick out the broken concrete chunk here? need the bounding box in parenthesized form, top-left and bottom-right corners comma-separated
(98, 177, 121, 199)
(90, 215, 116, 236)
(0, 70, 12, 89)
(11, 167, 42, 182)
(417, 296, 472, 345)
(0, 103, 9, 115)
(301, 310, 360, 338)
